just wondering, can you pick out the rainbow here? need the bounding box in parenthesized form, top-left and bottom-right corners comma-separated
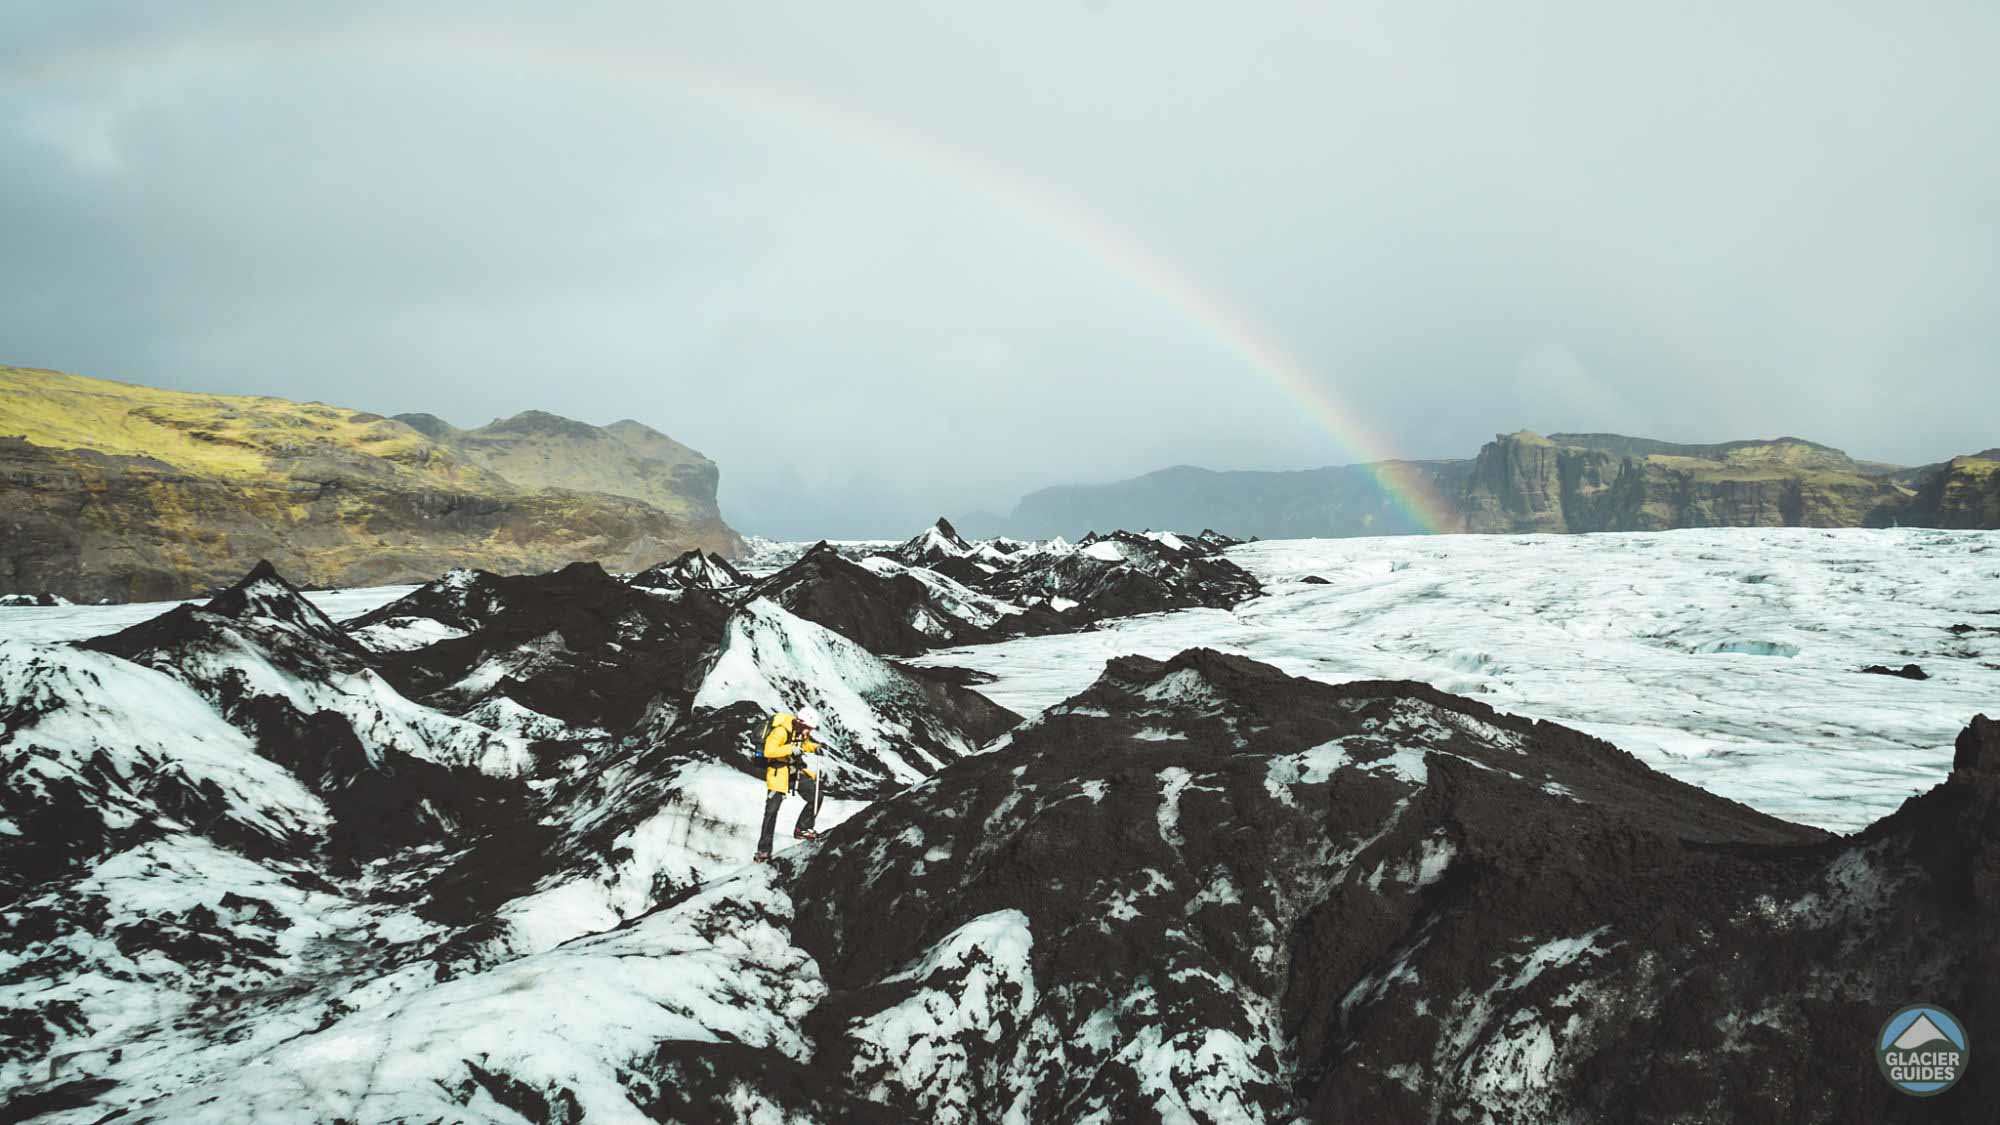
(7, 29, 1459, 532)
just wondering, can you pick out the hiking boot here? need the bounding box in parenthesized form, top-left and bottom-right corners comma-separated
(792, 828, 820, 842)
(752, 851, 771, 863)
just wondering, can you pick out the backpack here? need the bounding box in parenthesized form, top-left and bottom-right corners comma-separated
(762, 713, 791, 764)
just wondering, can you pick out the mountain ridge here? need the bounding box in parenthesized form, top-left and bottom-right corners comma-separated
(0, 366, 741, 601)
(985, 431, 1997, 539)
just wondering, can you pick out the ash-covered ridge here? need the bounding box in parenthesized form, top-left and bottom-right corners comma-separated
(720, 519, 1262, 657)
(347, 560, 732, 734)
(629, 547, 749, 593)
(5, 527, 1991, 1123)
(0, 550, 1025, 1121)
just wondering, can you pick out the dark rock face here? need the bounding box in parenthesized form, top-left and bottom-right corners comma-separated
(1459, 432, 1915, 533)
(1459, 431, 1571, 532)
(1, 556, 1029, 1113)
(2, 553, 1041, 1117)
(1904, 451, 2000, 529)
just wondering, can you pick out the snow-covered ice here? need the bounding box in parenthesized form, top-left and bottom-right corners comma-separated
(501, 759, 868, 954)
(0, 585, 417, 644)
(694, 598, 991, 790)
(916, 528, 2000, 831)
(844, 909, 1037, 1121)
(120, 868, 821, 1123)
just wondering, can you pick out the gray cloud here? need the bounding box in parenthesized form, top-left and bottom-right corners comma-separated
(4, 2, 1997, 537)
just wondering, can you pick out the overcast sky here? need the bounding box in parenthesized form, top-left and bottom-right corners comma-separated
(4, 3, 1996, 535)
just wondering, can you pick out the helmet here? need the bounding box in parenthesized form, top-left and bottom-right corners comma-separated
(794, 705, 822, 730)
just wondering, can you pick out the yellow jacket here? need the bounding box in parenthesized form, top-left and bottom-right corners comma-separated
(762, 713, 819, 793)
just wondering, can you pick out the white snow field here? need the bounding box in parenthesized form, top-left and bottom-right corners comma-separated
(0, 585, 418, 644)
(915, 528, 2000, 833)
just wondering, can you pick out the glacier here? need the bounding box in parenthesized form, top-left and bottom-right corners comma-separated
(914, 527, 2000, 831)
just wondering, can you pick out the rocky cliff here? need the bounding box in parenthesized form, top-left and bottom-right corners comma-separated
(0, 367, 739, 601)
(996, 430, 1991, 539)
(1456, 431, 1915, 533)
(1902, 449, 2000, 529)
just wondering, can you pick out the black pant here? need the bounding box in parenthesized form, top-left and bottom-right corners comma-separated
(756, 769, 817, 854)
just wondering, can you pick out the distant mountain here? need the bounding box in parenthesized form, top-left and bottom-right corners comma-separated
(994, 461, 1472, 540)
(0, 366, 740, 601)
(989, 431, 1998, 538)
(391, 409, 722, 527)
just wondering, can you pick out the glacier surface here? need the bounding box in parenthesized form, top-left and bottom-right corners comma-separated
(914, 527, 2000, 831)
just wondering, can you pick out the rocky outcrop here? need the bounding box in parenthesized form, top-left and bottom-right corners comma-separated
(0, 367, 740, 601)
(1456, 430, 1571, 532)
(1458, 431, 1915, 533)
(1903, 450, 2000, 529)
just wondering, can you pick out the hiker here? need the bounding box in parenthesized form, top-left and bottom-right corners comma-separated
(754, 705, 822, 862)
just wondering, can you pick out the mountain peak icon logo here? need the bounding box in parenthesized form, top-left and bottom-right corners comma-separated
(1891, 1014, 1953, 1052)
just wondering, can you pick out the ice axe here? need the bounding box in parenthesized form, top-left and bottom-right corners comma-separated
(807, 745, 829, 827)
